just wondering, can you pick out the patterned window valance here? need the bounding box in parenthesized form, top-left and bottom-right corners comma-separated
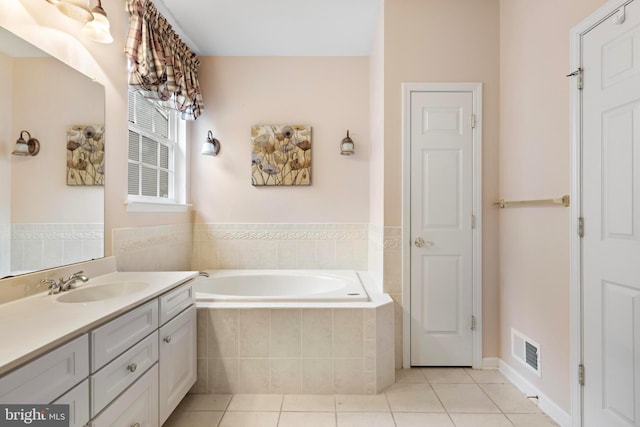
(125, 0, 204, 120)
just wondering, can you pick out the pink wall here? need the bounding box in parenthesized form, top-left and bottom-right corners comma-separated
(369, 11, 385, 228)
(11, 57, 103, 223)
(499, 0, 606, 412)
(383, 0, 501, 358)
(190, 56, 370, 224)
(0, 53, 11, 226)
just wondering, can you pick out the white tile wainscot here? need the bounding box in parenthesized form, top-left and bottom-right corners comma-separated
(192, 273, 394, 395)
(192, 223, 368, 271)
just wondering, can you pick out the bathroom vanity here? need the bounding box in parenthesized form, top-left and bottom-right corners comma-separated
(0, 270, 198, 427)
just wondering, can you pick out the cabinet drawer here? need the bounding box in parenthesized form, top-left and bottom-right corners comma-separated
(0, 334, 89, 404)
(91, 331, 158, 416)
(159, 282, 194, 326)
(53, 378, 89, 427)
(159, 304, 197, 424)
(91, 300, 158, 372)
(90, 364, 158, 427)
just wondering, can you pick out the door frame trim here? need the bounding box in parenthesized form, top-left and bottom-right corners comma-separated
(401, 82, 483, 369)
(569, 1, 634, 426)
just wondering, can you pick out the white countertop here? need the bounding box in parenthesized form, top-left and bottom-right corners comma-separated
(0, 271, 198, 376)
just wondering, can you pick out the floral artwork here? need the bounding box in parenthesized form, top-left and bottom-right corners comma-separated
(66, 125, 105, 186)
(251, 124, 311, 186)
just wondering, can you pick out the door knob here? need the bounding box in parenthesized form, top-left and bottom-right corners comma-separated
(414, 237, 434, 248)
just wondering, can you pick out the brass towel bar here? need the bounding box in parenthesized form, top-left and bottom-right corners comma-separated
(494, 195, 570, 209)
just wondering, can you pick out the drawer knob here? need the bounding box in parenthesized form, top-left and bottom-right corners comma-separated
(131, 423, 140, 427)
(163, 336, 172, 343)
(127, 362, 137, 373)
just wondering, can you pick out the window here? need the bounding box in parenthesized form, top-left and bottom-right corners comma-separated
(127, 91, 187, 211)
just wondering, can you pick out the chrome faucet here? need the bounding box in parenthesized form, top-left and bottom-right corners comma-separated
(41, 271, 89, 294)
(41, 278, 61, 295)
(59, 271, 89, 291)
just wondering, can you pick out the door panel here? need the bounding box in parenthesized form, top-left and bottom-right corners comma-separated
(410, 91, 474, 366)
(421, 150, 461, 228)
(422, 256, 461, 333)
(582, 1, 640, 425)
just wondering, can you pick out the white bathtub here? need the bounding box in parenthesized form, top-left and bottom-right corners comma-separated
(194, 270, 369, 302)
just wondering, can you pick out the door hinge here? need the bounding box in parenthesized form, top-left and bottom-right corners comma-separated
(567, 68, 584, 90)
(471, 214, 476, 229)
(578, 217, 584, 238)
(471, 315, 477, 331)
(471, 114, 477, 128)
(578, 364, 585, 386)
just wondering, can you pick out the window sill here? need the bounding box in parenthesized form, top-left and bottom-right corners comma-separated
(124, 200, 191, 213)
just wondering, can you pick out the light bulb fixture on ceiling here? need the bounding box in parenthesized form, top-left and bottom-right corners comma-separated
(81, 0, 114, 44)
(340, 130, 355, 156)
(201, 130, 221, 156)
(56, 0, 94, 23)
(12, 131, 41, 157)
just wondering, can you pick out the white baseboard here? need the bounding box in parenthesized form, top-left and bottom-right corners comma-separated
(499, 359, 572, 427)
(482, 357, 499, 369)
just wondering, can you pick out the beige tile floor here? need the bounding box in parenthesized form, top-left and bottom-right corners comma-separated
(164, 368, 559, 427)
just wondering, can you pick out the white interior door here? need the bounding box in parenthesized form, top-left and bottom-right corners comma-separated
(410, 90, 474, 366)
(582, 1, 640, 425)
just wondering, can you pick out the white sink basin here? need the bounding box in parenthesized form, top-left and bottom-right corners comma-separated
(56, 282, 150, 303)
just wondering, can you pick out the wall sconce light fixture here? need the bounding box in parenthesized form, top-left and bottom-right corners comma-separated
(201, 130, 221, 156)
(56, 0, 94, 23)
(12, 131, 41, 156)
(81, 0, 114, 44)
(46, 0, 114, 44)
(340, 130, 355, 156)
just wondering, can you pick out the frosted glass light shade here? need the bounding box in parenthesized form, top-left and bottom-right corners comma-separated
(56, 0, 94, 23)
(11, 142, 29, 156)
(82, 7, 113, 44)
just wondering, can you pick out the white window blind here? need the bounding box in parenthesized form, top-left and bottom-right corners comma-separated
(127, 91, 178, 201)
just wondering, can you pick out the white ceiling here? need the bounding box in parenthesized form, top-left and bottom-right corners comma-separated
(155, 0, 383, 56)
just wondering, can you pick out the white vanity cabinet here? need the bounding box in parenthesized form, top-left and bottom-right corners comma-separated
(90, 281, 195, 426)
(159, 304, 196, 424)
(158, 282, 196, 424)
(53, 379, 90, 427)
(0, 278, 196, 427)
(0, 334, 90, 426)
(0, 334, 89, 405)
(90, 365, 159, 427)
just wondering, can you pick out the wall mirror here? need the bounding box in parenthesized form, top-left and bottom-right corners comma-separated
(0, 25, 105, 279)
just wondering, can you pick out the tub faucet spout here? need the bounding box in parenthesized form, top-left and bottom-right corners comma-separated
(198, 271, 210, 278)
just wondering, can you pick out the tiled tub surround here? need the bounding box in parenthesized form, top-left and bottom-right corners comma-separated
(193, 273, 394, 395)
(383, 226, 404, 370)
(6, 223, 103, 276)
(112, 223, 193, 272)
(192, 223, 368, 271)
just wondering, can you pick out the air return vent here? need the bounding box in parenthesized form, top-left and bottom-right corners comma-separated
(511, 329, 541, 377)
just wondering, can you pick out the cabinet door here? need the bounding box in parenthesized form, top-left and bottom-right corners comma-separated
(53, 379, 89, 427)
(90, 364, 158, 427)
(0, 334, 89, 404)
(158, 305, 196, 425)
